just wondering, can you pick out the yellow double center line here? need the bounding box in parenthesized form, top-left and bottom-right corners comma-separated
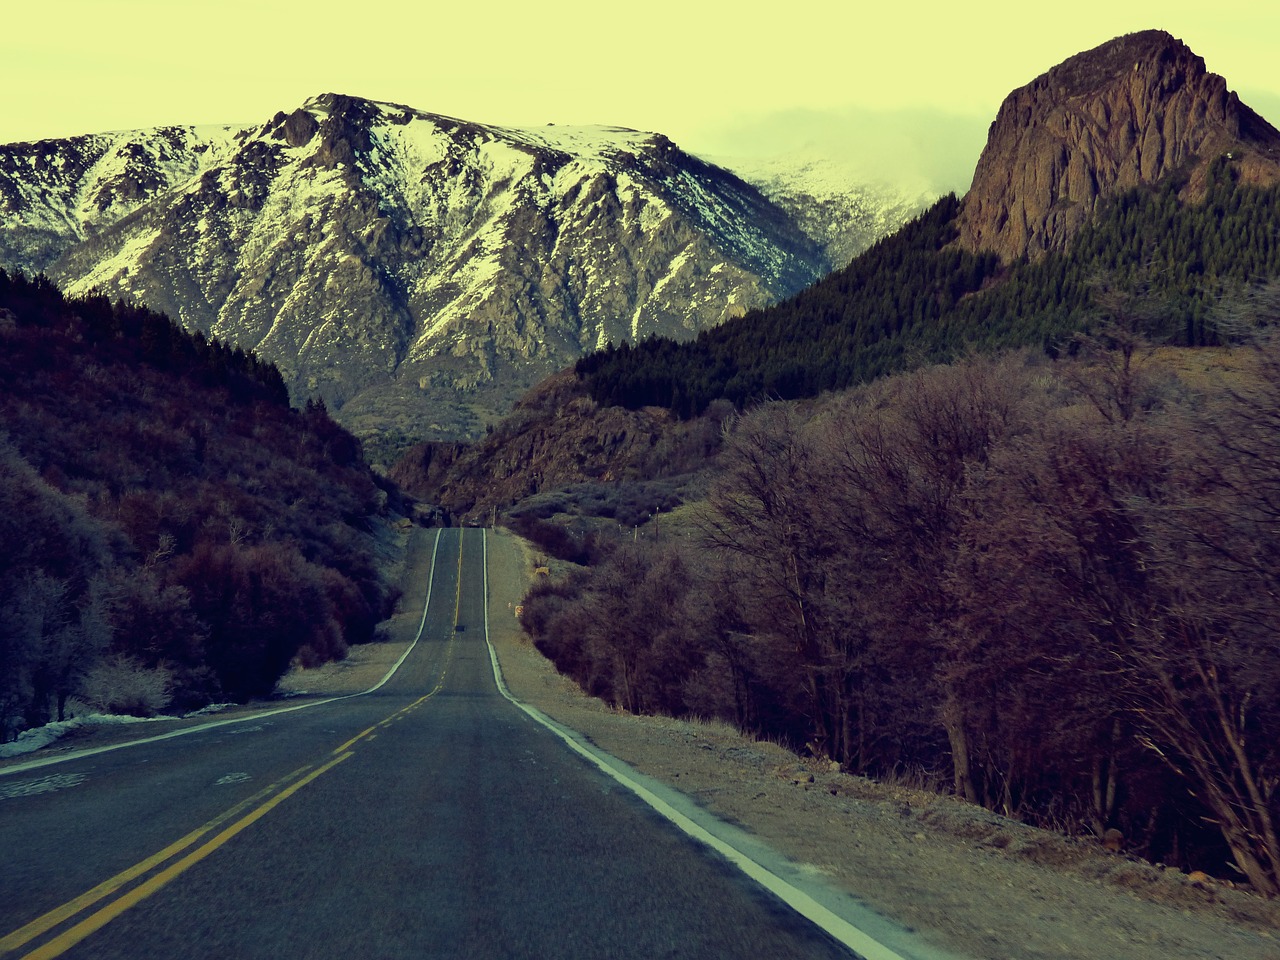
(2, 532, 468, 959)
(2, 754, 353, 960)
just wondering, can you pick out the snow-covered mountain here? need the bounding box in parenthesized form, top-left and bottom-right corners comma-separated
(717, 154, 936, 268)
(0, 124, 241, 275)
(0, 95, 906, 440)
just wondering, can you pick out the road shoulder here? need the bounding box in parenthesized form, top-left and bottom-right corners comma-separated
(481, 526, 1280, 960)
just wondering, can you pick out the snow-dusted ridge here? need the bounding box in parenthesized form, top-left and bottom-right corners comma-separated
(0, 94, 910, 441)
(710, 152, 938, 269)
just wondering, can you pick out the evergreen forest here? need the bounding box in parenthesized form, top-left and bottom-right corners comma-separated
(577, 158, 1280, 415)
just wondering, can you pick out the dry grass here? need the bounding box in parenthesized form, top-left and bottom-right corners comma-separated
(274, 641, 410, 697)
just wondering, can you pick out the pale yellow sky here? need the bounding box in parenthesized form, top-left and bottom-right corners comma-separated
(6, 1, 1279, 192)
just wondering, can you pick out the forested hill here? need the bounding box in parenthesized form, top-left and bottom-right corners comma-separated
(577, 159, 1280, 416)
(0, 272, 396, 741)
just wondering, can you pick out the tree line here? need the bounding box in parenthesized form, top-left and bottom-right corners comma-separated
(0, 271, 395, 741)
(575, 157, 1280, 418)
(523, 328, 1280, 896)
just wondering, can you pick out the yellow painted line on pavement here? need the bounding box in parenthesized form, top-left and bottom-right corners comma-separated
(330, 724, 379, 755)
(0, 761, 318, 955)
(3, 530, 472, 959)
(328, 690, 439, 758)
(14, 753, 354, 960)
(328, 529, 464, 762)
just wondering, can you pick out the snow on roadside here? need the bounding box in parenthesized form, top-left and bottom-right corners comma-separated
(0, 705, 235, 759)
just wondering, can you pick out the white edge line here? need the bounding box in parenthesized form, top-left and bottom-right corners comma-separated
(0, 528, 444, 778)
(365, 527, 441, 693)
(479, 528, 912, 960)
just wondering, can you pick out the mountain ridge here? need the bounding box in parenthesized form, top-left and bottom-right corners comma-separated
(0, 96, 921, 441)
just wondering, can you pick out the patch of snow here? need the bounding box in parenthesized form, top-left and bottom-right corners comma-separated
(505, 123, 657, 163)
(63, 227, 163, 295)
(639, 195, 670, 232)
(632, 245, 694, 339)
(0, 712, 178, 759)
(184, 702, 236, 716)
(385, 114, 451, 168)
(0, 772, 89, 801)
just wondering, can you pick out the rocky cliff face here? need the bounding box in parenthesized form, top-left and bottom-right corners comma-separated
(0, 95, 832, 440)
(957, 30, 1280, 263)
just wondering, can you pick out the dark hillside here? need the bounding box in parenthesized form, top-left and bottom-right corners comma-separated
(576, 194, 996, 415)
(0, 272, 395, 740)
(393, 370, 730, 524)
(578, 162, 1280, 416)
(529, 343, 1280, 895)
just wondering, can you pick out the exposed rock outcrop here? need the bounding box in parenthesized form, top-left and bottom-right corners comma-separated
(957, 30, 1280, 263)
(0, 95, 837, 440)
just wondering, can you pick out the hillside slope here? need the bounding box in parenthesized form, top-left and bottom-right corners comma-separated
(0, 97, 834, 440)
(0, 271, 394, 739)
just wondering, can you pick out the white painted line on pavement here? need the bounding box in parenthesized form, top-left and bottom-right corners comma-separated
(0, 529, 444, 778)
(365, 526, 441, 692)
(479, 529, 950, 960)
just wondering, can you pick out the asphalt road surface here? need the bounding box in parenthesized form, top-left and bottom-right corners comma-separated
(0, 528, 859, 960)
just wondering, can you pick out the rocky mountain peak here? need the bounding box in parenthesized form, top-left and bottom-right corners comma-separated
(269, 106, 319, 148)
(956, 30, 1280, 262)
(0, 95, 845, 441)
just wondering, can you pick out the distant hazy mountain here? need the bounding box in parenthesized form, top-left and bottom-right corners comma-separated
(2, 96, 921, 440)
(709, 153, 935, 268)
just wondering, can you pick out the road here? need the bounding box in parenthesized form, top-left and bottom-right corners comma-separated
(0, 528, 858, 960)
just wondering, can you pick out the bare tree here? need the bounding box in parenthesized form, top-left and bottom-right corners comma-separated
(815, 355, 1039, 794)
(1070, 276, 1170, 424)
(700, 402, 840, 756)
(944, 403, 1164, 823)
(1118, 339, 1280, 894)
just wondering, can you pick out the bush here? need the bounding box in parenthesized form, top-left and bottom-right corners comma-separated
(78, 656, 172, 717)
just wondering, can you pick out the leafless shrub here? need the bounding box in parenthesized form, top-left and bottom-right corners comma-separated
(79, 655, 172, 717)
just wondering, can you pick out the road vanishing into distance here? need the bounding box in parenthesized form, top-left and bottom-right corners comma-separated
(0, 528, 875, 960)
